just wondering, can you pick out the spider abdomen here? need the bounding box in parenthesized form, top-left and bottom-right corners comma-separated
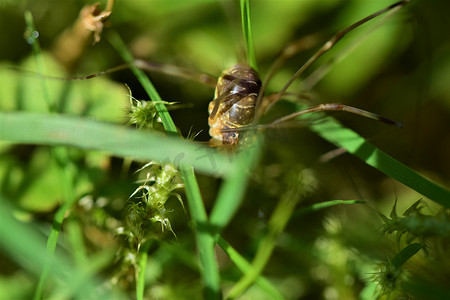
(208, 63, 261, 146)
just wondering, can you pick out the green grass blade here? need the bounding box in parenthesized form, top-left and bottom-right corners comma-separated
(181, 164, 221, 299)
(0, 113, 222, 297)
(217, 235, 284, 299)
(240, 0, 257, 70)
(25, 11, 53, 300)
(24, 12, 78, 300)
(108, 32, 221, 299)
(292, 199, 365, 219)
(24, 11, 52, 112)
(136, 243, 151, 300)
(227, 174, 307, 299)
(309, 116, 450, 208)
(0, 112, 233, 176)
(136, 252, 148, 300)
(108, 32, 177, 134)
(391, 243, 421, 269)
(209, 136, 262, 230)
(34, 148, 77, 300)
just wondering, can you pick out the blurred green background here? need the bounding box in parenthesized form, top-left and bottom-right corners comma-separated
(1, 0, 449, 299)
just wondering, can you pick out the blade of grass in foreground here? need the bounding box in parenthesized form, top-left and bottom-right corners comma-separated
(108, 32, 221, 299)
(209, 136, 263, 231)
(0, 112, 233, 176)
(309, 116, 450, 208)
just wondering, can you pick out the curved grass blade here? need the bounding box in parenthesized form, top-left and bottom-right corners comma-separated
(309, 116, 450, 207)
(0, 112, 233, 176)
(181, 164, 221, 300)
(292, 199, 365, 220)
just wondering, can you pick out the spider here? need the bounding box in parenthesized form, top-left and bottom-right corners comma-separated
(30, 0, 408, 150)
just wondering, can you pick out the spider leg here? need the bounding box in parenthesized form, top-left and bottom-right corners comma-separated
(254, 0, 409, 122)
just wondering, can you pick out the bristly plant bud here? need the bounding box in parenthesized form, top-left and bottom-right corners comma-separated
(126, 162, 184, 249)
(127, 85, 179, 130)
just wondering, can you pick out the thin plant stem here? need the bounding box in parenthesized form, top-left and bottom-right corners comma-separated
(217, 235, 284, 299)
(227, 176, 306, 298)
(136, 242, 151, 300)
(24, 11, 77, 300)
(240, 0, 258, 70)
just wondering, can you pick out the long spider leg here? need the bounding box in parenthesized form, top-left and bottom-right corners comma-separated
(209, 90, 253, 120)
(8, 63, 131, 81)
(255, 0, 409, 121)
(278, 1, 409, 98)
(133, 59, 217, 87)
(302, 3, 405, 91)
(209, 75, 258, 119)
(263, 103, 402, 129)
(209, 92, 236, 119)
(12, 58, 218, 87)
(254, 33, 322, 120)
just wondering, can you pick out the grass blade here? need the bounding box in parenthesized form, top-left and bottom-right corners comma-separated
(0, 112, 233, 176)
(292, 199, 365, 219)
(24, 11, 52, 112)
(108, 32, 221, 299)
(309, 116, 450, 207)
(181, 165, 221, 299)
(34, 148, 77, 300)
(226, 169, 310, 298)
(136, 243, 151, 300)
(391, 243, 421, 269)
(217, 235, 284, 299)
(240, 0, 257, 70)
(24, 11, 79, 300)
(209, 136, 262, 230)
(108, 32, 178, 134)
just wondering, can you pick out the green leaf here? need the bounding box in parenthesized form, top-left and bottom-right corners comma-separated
(309, 116, 450, 207)
(391, 243, 421, 269)
(0, 111, 233, 176)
